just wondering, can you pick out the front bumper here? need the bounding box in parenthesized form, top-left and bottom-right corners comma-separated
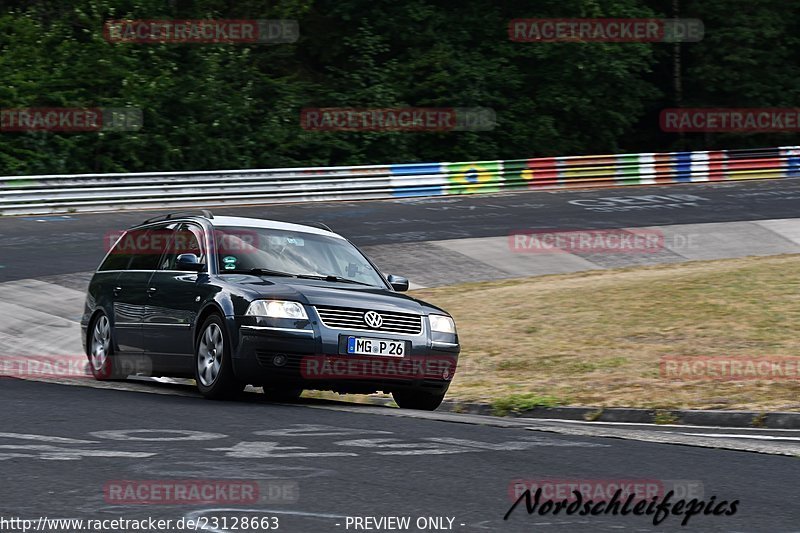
(231, 313, 459, 395)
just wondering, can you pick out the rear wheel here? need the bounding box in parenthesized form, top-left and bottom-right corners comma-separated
(89, 313, 124, 380)
(392, 389, 447, 411)
(195, 315, 244, 400)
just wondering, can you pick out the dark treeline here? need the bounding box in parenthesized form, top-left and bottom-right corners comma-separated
(0, 0, 798, 175)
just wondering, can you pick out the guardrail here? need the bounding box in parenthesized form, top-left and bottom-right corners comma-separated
(1, 146, 798, 215)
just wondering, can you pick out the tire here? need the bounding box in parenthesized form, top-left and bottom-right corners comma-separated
(195, 315, 244, 400)
(88, 313, 125, 380)
(262, 387, 303, 402)
(392, 389, 447, 411)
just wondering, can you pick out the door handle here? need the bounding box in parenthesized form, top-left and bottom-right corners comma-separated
(147, 287, 157, 297)
(113, 286, 122, 296)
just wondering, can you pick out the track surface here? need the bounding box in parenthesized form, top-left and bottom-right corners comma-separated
(4, 178, 800, 281)
(3, 379, 798, 533)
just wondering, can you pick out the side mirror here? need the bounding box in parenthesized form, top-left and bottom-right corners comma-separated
(176, 253, 205, 272)
(387, 274, 409, 292)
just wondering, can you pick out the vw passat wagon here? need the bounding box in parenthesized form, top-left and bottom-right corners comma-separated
(81, 211, 459, 410)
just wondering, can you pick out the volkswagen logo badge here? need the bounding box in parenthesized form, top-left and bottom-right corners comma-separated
(363, 311, 383, 329)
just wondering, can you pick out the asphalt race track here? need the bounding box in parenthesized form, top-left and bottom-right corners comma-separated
(2, 379, 799, 533)
(4, 177, 800, 282)
(2, 179, 800, 532)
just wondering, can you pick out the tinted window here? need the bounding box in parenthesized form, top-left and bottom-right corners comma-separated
(98, 232, 132, 271)
(159, 223, 206, 271)
(126, 227, 170, 271)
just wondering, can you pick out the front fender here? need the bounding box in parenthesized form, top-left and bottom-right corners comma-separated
(192, 285, 243, 355)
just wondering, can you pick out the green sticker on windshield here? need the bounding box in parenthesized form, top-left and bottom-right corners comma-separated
(223, 256, 237, 263)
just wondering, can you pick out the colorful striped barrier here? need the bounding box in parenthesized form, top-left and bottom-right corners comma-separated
(0, 146, 796, 215)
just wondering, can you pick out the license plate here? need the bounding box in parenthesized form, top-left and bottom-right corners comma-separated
(347, 336, 405, 357)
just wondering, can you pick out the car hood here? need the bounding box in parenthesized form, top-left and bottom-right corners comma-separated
(221, 275, 447, 315)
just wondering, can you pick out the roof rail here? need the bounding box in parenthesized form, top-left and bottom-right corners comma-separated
(141, 209, 214, 225)
(307, 221, 333, 232)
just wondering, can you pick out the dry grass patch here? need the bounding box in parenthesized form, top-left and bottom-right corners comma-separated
(410, 255, 800, 411)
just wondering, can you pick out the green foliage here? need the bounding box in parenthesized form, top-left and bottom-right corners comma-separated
(584, 408, 604, 421)
(751, 412, 767, 428)
(491, 392, 565, 416)
(0, 0, 797, 175)
(653, 410, 679, 424)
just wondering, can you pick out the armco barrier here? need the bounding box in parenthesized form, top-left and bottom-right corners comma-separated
(1, 146, 798, 215)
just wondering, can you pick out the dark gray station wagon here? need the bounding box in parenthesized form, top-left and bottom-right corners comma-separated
(81, 211, 460, 410)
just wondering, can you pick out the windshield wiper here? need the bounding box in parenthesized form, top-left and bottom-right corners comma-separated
(294, 274, 376, 287)
(222, 268, 297, 277)
(222, 269, 376, 287)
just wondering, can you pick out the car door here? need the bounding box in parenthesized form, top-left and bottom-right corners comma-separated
(143, 222, 209, 375)
(112, 225, 168, 354)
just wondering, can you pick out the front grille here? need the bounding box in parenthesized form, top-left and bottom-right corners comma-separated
(314, 306, 423, 335)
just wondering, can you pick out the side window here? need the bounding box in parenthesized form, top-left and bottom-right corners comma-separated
(128, 226, 170, 271)
(98, 232, 133, 271)
(160, 223, 206, 271)
(157, 223, 179, 270)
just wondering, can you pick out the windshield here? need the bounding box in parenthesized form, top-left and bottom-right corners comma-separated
(214, 226, 386, 288)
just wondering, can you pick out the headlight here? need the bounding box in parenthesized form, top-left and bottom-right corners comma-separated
(429, 314, 456, 334)
(246, 300, 308, 320)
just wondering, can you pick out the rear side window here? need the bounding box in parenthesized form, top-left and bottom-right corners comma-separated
(99, 227, 170, 271)
(128, 227, 170, 270)
(98, 232, 132, 271)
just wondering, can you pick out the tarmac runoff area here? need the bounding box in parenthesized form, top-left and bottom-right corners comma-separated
(361, 217, 800, 288)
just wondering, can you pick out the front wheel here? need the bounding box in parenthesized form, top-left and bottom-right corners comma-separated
(392, 389, 447, 411)
(195, 315, 244, 400)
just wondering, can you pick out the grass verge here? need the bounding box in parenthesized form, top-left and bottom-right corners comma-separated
(410, 254, 800, 412)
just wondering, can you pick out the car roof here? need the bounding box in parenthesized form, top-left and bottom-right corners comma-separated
(132, 213, 345, 240)
(209, 215, 346, 240)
